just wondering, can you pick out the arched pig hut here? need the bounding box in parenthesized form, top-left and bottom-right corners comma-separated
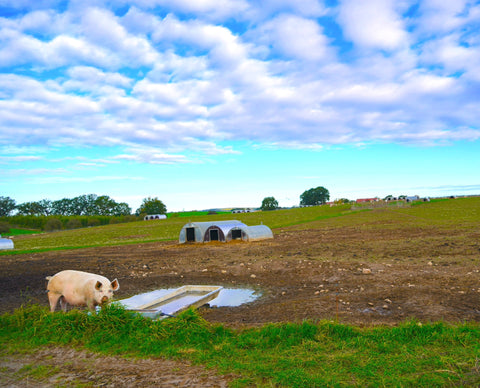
(0, 235, 14, 250)
(179, 220, 247, 243)
(144, 214, 167, 220)
(226, 224, 274, 242)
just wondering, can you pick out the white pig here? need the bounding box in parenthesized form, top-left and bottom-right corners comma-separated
(46, 270, 119, 312)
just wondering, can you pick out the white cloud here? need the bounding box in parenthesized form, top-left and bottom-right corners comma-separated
(80, 7, 158, 67)
(0, 29, 114, 68)
(0, 0, 479, 161)
(151, 15, 250, 69)
(247, 0, 326, 20)
(255, 15, 332, 61)
(119, 0, 250, 21)
(0, 155, 42, 163)
(338, 0, 409, 50)
(417, 0, 476, 34)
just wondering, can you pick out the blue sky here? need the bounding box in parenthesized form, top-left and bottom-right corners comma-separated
(1, 0, 479, 212)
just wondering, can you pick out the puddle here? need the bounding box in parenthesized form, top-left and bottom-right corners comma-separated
(209, 288, 260, 307)
(120, 287, 260, 312)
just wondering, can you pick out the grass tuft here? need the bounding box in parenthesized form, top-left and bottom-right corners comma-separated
(2, 304, 480, 386)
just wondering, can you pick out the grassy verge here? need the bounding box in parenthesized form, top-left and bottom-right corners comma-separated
(1, 304, 480, 387)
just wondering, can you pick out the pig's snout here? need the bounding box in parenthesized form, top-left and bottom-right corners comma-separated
(101, 296, 109, 303)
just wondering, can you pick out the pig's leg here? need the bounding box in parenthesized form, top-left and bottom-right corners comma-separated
(59, 296, 68, 312)
(86, 300, 96, 312)
(48, 292, 62, 312)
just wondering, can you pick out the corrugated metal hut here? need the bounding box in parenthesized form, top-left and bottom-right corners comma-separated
(226, 224, 274, 242)
(144, 214, 167, 220)
(179, 220, 247, 243)
(0, 235, 14, 250)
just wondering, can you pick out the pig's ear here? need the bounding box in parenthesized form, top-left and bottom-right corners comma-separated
(111, 279, 119, 291)
(95, 281, 102, 291)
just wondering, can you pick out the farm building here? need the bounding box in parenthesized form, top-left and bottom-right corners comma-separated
(356, 197, 380, 203)
(0, 236, 14, 250)
(227, 224, 274, 242)
(231, 208, 256, 214)
(179, 220, 273, 243)
(144, 214, 167, 220)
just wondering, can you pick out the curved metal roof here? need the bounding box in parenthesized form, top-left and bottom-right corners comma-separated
(0, 237, 14, 250)
(179, 220, 247, 243)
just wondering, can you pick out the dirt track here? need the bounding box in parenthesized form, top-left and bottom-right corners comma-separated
(1, 220, 480, 385)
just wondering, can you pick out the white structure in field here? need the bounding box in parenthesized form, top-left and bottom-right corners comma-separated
(179, 220, 273, 243)
(0, 235, 14, 250)
(144, 214, 167, 220)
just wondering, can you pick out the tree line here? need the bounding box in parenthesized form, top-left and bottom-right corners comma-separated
(0, 195, 169, 218)
(1, 185, 328, 220)
(0, 195, 169, 232)
(0, 194, 131, 217)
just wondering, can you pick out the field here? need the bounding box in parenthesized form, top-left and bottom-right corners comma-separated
(1, 197, 480, 386)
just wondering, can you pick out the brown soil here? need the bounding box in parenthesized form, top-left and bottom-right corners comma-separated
(1, 222, 480, 386)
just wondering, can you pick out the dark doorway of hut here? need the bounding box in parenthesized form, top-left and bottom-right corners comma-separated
(186, 228, 195, 242)
(231, 229, 242, 240)
(210, 229, 219, 241)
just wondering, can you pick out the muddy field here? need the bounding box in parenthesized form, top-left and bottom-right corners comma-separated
(2, 221, 480, 386)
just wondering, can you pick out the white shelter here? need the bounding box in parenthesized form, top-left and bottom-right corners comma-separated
(179, 220, 247, 243)
(226, 225, 274, 242)
(144, 214, 167, 220)
(179, 220, 273, 243)
(0, 235, 14, 250)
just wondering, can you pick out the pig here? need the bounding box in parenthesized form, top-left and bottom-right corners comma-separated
(46, 270, 119, 312)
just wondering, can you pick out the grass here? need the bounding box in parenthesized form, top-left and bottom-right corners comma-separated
(2, 197, 478, 255)
(1, 304, 479, 387)
(15, 364, 60, 380)
(1, 203, 357, 254)
(5, 228, 39, 236)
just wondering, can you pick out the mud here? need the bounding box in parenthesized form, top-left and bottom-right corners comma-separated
(1, 221, 480, 385)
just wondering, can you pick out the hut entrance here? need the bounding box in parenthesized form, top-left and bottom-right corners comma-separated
(209, 229, 219, 241)
(231, 229, 242, 240)
(186, 228, 195, 242)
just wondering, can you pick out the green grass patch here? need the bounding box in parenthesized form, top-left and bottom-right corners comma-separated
(6, 228, 40, 236)
(2, 197, 479, 256)
(168, 210, 232, 217)
(2, 304, 480, 387)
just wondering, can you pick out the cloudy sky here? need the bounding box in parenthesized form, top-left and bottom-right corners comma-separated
(1, 0, 479, 212)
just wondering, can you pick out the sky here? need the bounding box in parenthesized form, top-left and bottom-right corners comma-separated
(1, 0, 479, 213)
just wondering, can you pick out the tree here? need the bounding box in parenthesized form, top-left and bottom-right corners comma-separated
(16, 201, 45, 216)
(94, 195, 117, 215)
(261, 196, 278, 211)
(300, 186, 330, 206)
(52, 198, 75, 216)
(113, 202, 132, 216)
(37, 199, 53, 216)
(136, 197, 167, 215)
(0, 196, 16, 217)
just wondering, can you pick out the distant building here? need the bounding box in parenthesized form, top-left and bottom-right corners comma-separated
(405, 195, 420, 202)
(144, 214, 167, 220)
(231, 208, 255, 213)
(356, 197, 380, 203)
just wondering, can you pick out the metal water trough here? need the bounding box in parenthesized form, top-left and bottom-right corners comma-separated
(126, 285, 223, 319)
